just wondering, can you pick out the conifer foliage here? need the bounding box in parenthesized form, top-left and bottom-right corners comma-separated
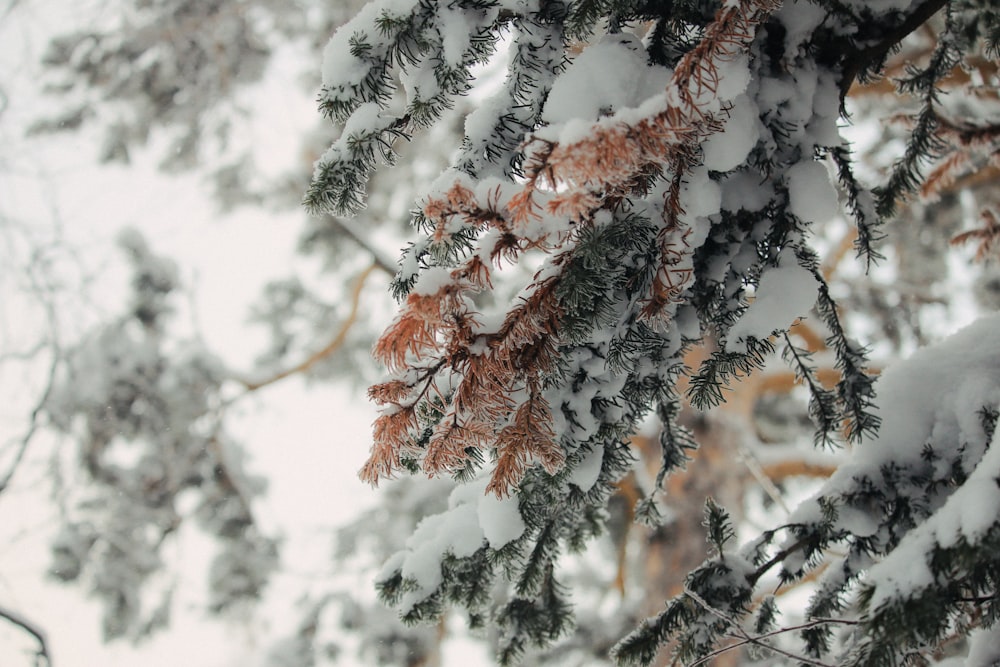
(310, 0, 1000, 664)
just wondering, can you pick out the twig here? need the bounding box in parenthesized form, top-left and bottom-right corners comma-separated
(324, 216, 397, 276)
(0, 340, 49, 364)
(0, 604, 51, 666)
(738, 444, 790, 515)
(239, 263, 378, 393)
(0, 218, 72, 498)
(683, 587, 843, 667)
(0, 342, 59, 496)
(750, 534, 814, 586)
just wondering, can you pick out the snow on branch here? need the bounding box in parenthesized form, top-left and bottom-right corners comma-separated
(307, 0, 1000, 663)
(362, 0, 780, 496)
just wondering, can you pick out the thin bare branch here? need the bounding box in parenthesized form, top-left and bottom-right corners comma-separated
(0, 604, 51, 667)
(239, 263, 379, 393)
(683, 587, 842, 667)
(324, 216, 397, 276)
(0, 342, 59, 497)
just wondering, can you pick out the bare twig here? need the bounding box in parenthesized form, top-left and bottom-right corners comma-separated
(738, 445, 791, 515)
(0, 604, 51, 666)
(324, 216, 397, 276)
(0, 340, 49, 364)
(239, 263, 378, 393)
(0, 339, 60, 496)
(683, 587, 846, 667)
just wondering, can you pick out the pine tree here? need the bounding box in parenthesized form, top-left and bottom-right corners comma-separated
(8, 0, 1000, 664)
(307, 0, 1000, 665)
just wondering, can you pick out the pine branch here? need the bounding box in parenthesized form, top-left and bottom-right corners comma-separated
(874, 6, 965, 220)
(837, 0, 950, 99)
(781, 331, 841, 449)
(649, 399, 698, 496)
(826, 145, 884, 269)
(811, 275, 880, 444)
(683, 587, 837, 667)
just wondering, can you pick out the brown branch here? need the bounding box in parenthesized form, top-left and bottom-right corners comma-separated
(760, 460, 838, 481)
(940, 164, 1000, 197)
(365, 0, 782, 491)
(951, 208, 1000, 261)
(613, 473, 643, 597)
(240, 263, 379, 392)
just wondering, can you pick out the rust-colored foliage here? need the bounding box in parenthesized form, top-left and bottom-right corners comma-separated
(951, 208, 1000, 261)
(362, 406, 417, 484)
(361, 0, 782, 495)
(489, 389, 561, 497)
(922, 115, 1000, 201)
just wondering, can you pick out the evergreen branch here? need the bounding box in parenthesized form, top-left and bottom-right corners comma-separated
(515, 519, 561, 598)
(514, 0, 780, 227)
(703, 498, 736, 556)
(684, 588, 838, 667)
(304, 115, 411, 216)
(780, 331, 841, 449)
(456, 10, 566, 179)
(874, 103, 947, 220)
(749, 533, 817, 586)
(811, 275, 880, 444)
(649, 398, 697, 494)
(313, 0, 1000, 663)
(837, 0, 950, 99)
(687, 339, 775, 411)
(874, 5, 965, 220)
(826, 145, 884, 269)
